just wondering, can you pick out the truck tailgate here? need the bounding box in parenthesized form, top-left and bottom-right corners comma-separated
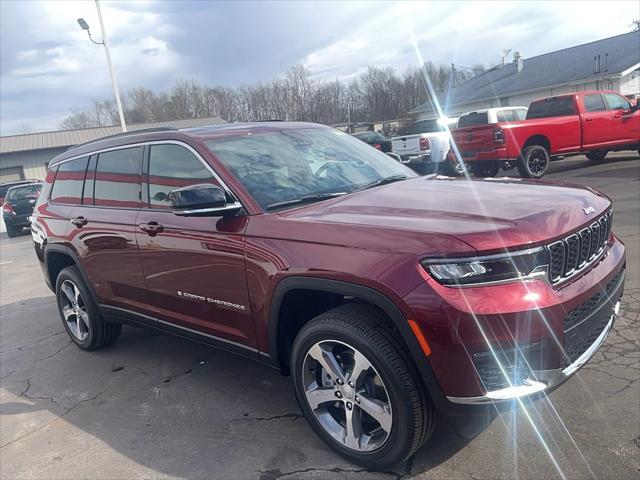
(451, 126, 496, 157)
(391, 134, 423, 156)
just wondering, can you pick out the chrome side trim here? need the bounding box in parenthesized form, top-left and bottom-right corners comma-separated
(49, 139, 244, 211)
(173, 201, 243, 216)
(446, 302, 618, 405)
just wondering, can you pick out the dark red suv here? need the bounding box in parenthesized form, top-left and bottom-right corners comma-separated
(31, 123, 625, 468)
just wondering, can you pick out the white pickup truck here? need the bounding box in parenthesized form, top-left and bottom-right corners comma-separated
(390, 118, 455, 173)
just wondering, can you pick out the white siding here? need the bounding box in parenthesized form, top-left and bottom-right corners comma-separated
(620, 69, 640, 97)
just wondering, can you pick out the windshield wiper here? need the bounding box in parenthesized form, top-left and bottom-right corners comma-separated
(358, 175, 407, 191)
(266, 192, 347, 211)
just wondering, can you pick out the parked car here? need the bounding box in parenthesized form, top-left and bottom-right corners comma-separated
(450, 91, 639, 178)
(390, 118, 455, 174)
(351, 131, 392, 152)
(32, 123, 626, 469)
(0, 179, 39, 205)
(450, 107, 528, 177)
(2, 181, 42, 237)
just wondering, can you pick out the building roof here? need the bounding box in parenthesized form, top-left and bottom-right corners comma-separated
(0, 117, 226, 154)
(411, 31, 640, 115)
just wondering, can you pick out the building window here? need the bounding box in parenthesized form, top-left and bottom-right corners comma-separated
(499, 97, 510, 106)
(0, 166, 25, 183)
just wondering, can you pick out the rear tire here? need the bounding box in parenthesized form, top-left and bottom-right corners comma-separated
(55, 266, 121, 350)
(517, 145, 550, 179)
(585, 150, 608, 162)
(291, 304, 434, 469)
(471, 161, 500, 178)
(5, 224, 18, 237)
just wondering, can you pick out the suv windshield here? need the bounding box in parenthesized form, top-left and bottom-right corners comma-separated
(206, 127, 414, 210)
(6, 184, 41, 200)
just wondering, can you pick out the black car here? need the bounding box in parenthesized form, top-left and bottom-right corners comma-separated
(2, 182, 42, 237)
(351, 131, 392, 153)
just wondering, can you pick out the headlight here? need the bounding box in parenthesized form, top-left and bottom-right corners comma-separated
(421, 247, 549, 286)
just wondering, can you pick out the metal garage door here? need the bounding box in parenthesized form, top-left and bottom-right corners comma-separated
(0, 167, 25, 183)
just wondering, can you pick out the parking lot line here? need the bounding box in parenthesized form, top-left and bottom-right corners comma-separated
(0, 240, 32, 248)
(1, 261, 13, 265)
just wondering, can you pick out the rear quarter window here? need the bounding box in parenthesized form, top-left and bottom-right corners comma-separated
(50, 157, 89, 205)
(526, 97, 577, 119)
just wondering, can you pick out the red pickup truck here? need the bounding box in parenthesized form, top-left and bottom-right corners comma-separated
(450, 91, 640, 178)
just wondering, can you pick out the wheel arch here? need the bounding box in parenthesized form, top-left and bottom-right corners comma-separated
(44, 244, 100, 305)
(266, 276, 448, 409)
(523, 134, 551, 152)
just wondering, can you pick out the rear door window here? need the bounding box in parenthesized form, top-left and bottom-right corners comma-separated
(50, 157, 89, 205)
(526, 97, 577, 119)
(95, 147, 143, 208)
(147, 144, 219, 209)
(496, 110, 516, 122)
(583, 94, 607, 112)
(457, 112, 489, 127)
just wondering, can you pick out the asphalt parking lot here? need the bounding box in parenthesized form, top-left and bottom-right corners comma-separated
(1, 153, 638, 480)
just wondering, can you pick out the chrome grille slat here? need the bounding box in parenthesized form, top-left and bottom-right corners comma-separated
(547, 210, 613, 285)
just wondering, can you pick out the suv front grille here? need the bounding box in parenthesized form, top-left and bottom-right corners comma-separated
(548, 210, 612, 284)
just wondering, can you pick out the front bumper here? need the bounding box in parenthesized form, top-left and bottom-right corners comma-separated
(447, 295, 621, 404)
(400, 152, 432, 164)
(404, 237, 626, 406)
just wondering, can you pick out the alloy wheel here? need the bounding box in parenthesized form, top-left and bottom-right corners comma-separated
(59, 280, 90, 341)
(302, 340, 393, 452)
(527, 149, 548, 175)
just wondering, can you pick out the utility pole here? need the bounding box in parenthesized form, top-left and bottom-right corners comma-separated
(77, 0, 127, 132)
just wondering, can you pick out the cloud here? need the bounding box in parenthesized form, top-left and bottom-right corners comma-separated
(0, 0, 634, 135)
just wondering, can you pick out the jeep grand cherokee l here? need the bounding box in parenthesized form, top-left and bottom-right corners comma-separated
(31, 122, 625, 469)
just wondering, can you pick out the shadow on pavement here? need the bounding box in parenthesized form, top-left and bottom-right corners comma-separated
(0, 295, 491, 479)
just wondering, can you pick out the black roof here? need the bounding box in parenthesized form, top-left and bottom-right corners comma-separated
(413, 31, 640, 114)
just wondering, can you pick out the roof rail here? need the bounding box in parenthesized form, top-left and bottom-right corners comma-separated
(67, 127, 178, 151)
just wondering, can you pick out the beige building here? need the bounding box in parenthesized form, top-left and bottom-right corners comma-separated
(0, 117, 226, 183)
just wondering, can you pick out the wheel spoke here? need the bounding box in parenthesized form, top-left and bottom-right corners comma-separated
(74, 284, 82, 305)
(77, 309, 89, 334)
(60, 282, 76, 305)
(305, 386, 337, 410)
(62, 305, 75, 321)
(308, 343, 345, 381)
(358, 394, 392, 433)
(344, 405, 362, 450)
(349, 350, 371, 387)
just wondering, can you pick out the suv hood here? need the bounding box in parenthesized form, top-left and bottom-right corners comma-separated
(283, 176, 611, 253)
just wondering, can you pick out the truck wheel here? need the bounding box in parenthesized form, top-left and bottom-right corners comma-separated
(5, 224, 18, 238)
(517, 145, 549, 179)
(291, 304, 434, 469)
(471, 161, 500, 177)
(446, 159, 470, 176)
(55, 266, 121, 350)
(585, 150, 608, 162)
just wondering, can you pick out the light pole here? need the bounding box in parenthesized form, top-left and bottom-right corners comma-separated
(77, 0, 127, 132)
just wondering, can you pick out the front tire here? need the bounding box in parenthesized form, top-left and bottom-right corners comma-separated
(55, 266, 121, 350)
(291, 304, 434, 469)
(517, 145, 550, 179)
(5, 223, 18, 237)
(585, 150, 608, 162)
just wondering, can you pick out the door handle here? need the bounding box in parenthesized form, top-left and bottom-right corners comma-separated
(584, 118, 593, 122)
(139, 221, 164, 236)
(613, 113, 622, 119)
(70, 216, 88, 227)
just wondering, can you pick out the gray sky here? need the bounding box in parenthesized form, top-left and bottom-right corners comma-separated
(0, 0, 635, 135)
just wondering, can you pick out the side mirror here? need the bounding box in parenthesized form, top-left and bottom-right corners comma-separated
(169, 184, 242, 217)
